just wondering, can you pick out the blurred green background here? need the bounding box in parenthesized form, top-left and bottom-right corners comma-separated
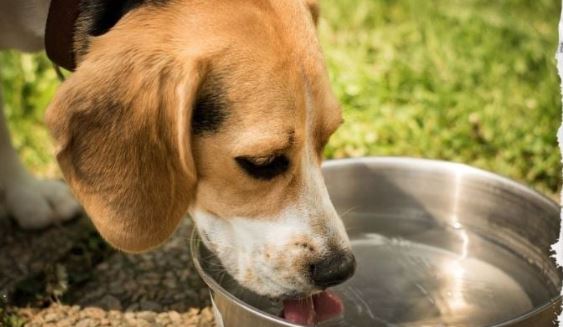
(0, 0, 561, 197)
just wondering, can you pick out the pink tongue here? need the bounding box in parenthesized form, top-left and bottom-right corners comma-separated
(282, 296, 316, 325)
(312, 291, 344, 322)
(282, 291, 343, 325)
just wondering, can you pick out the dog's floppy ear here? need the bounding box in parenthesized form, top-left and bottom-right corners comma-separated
(46, 22, 204, 253)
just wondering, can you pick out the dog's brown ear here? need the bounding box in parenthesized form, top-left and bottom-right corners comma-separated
(46, 23, 204, 253)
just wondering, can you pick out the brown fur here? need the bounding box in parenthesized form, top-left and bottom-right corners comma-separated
(46, 0, 342, 253)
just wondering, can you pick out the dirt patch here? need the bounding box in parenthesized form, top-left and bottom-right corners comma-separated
(0, 215, 214, 327)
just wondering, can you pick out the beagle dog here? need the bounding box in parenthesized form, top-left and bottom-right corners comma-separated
(0, 0, 355, 317)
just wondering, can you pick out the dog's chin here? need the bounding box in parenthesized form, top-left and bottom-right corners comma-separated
(197, 237, 310, 299)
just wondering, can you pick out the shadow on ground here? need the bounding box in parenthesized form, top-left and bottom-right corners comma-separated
(0, 215, 214, 326)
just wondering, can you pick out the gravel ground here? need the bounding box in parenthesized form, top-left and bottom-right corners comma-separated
(18, 304, 214, 327)
(0, 215, 215, 326)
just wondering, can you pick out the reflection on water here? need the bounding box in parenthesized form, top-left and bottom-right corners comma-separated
(201, 213, 559, 327)
(332, 230, 533, 326)
(323, 212, 557, 327)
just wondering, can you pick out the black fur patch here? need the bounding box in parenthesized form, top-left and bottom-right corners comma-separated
(75, 0, 170, 58)
(192, 76, 229, 136)
(79, 0, 144, 37)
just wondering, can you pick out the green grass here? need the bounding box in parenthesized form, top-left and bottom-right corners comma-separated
(0, 0, 561, 196)
(320, 0, 561, 196)
(1, 52, 60, 177)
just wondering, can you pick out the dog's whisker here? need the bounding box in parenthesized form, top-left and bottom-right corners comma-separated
(338, 206, 359, 218)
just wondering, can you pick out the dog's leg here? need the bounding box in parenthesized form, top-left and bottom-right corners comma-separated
(0, 77, 80, 228)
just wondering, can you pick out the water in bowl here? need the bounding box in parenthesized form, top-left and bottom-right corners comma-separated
(324, 212, 559, 326)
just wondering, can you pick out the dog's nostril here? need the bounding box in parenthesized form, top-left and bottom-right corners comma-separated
(310, 252, 356, 288)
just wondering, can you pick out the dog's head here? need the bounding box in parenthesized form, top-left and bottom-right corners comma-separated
(46, 0, 354, 298)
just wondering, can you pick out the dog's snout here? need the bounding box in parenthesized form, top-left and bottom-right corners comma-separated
(310, 251, 356, 288)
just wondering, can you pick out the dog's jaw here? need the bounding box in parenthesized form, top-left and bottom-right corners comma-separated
(190, 205, 311, 297)
(190, 199, 350, 298)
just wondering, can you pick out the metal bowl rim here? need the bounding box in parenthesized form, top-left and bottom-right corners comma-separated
(190, 156, 562, 326)
(323, 156, 559, 211)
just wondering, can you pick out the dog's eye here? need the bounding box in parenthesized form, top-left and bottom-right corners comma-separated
(235, 155, 290, 180)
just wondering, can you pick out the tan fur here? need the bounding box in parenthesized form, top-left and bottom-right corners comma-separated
(46, 0, 341, 253)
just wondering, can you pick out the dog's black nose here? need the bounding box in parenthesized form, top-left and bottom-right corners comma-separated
(310, 251, 356, 288)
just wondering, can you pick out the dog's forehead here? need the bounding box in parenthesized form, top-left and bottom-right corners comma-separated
(206, 63, 340, 157)
(182, 0, 341, 146)
(181, 0, 321, 63)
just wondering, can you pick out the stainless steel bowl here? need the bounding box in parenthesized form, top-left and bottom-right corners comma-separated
(191, 157, 562, 326)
